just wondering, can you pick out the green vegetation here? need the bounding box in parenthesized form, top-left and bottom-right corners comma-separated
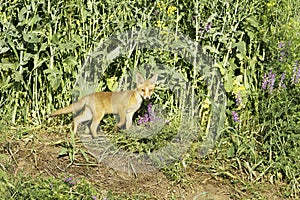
(1, 0, 299, 199)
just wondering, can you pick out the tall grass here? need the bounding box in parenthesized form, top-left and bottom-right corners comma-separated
(1, 0, 299, 197)
(0, 0, 268, 123)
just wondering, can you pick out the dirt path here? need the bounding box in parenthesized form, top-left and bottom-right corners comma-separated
(0, 127, 283, 199)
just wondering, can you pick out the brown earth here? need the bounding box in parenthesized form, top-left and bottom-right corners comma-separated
(0, 125, 284, 199)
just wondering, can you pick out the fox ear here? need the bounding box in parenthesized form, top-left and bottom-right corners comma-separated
(136, 73, 145, 85)
(150, 74, 158, 84)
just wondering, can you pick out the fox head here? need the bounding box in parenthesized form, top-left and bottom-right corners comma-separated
(136, 73, 158, 100)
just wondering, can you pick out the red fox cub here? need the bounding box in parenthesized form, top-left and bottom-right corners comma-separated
(48, 73, 158, 138)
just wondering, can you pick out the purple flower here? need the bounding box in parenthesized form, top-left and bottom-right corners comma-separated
(153, 10, 159, 15)
(232, 111, 241, 123)
(292, 61, 297, 83)
(143, 113, 149, 120)
(262, 70, 276, 93)
(138, 103, 161, 126)
(64, 177, 73, 183)
(269, 71, 276, 93)
(279, 73, 286, 88)
(235, 92, 242, 106)
(295, 67, 300, 84)
(147, 103, 153, 114)
(137, 114, 149, 125)
(92, 196, 97, 200)
(148, 104, 156, 121)
(174, 138, 180, 143)
(64, 177, 77, 186)
(278, 42, 284, 48)
(205, 22, 212, 31)
(69, 181, 76, 185)
(262, 73, 268, 90)
(279, 50, 286, 62)
(292, 61, 300, 84)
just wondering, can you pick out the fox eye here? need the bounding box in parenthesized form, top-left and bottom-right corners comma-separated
(142, 89, 145, 92)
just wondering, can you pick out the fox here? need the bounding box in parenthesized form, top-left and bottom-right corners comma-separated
(47, 73, 158, 138)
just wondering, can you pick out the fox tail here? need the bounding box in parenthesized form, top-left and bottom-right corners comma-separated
(47, 98, 86, 118)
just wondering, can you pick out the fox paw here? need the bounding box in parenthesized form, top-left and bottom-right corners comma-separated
(113, 125, 120, 132)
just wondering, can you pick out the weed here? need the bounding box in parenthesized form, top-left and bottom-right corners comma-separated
(1, 0, 300, 198)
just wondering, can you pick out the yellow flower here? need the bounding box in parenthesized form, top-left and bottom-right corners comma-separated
(232, 76, 246, 95)
(157, 1, 166, 11)
(156, 20, 165, 28)
(267, 1, 275, 7)
(232, 77, 247, 109)
(167, 6, 177, 16)
(287, 18, 300, 30)
(202, 98, 211, 109)
(233, 84, 246, 96)
(237, 85, 246, 92)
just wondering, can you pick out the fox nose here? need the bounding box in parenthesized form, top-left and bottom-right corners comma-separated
(145, 96, 150, 100)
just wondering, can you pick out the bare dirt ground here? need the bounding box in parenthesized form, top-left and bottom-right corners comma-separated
(0, 126, 284, 199)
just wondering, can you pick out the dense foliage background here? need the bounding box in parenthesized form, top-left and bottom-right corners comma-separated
(1, 0, 299, 198)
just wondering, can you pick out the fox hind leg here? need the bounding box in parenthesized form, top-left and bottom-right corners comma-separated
(116, 106, 126, 129)
(73, 107, 92, 134)
(90, 110, 105, 138)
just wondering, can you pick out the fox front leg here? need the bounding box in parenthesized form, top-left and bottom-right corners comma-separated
(125, 111, 135, 129)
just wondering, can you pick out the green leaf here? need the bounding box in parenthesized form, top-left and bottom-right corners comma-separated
(228, 58, 238, 71)
(203, 45, 219, 54)
(0, 60, 17, 70)
(72, 34, 82, 45)
(227, 145, 235, 158)
(224, 69, 234, 93)
(107, 76, 118, 92)
(18, 7, 28, 22)
(22, 53, 34, 65)
(236, 53, 244, 61)
(44, 68, 63, 90)
(0, 47, 10, 54)
(39, 43, 48, 52)
(63, 56, 77, 67)
(246, 29, 255, 42)
(6, 34, 19, 60)
(215, 62, 225, 76)
(29, 14, 42, 25)
(51, 34, 59, 44)
(106, 46, 121, 61)
(246, 15, 259, 28)
(58, 148, 68, 156)
(59, 41, 77, 51)
(14, 71, 23, 82)
(80, 149, 90, 162)
(0, 40, 10, 54)
(23, 32, 40, 43)
(235, 41, 246, 55)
